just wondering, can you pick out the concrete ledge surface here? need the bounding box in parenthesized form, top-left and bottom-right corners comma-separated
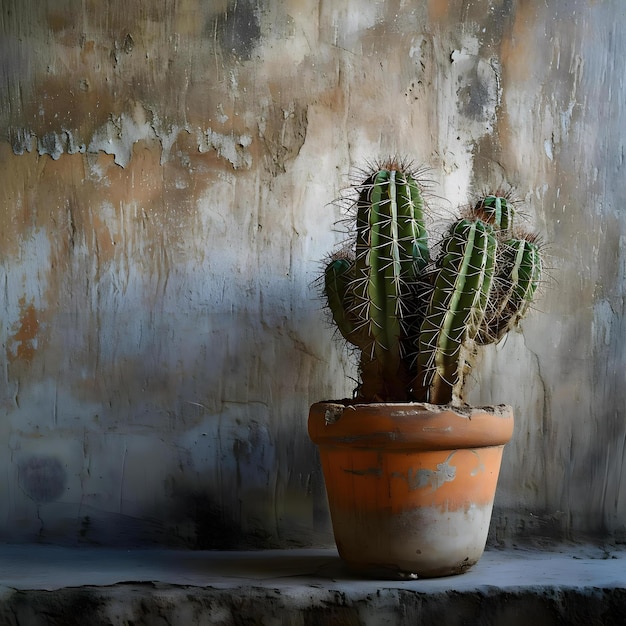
(0, 543, 624, 624)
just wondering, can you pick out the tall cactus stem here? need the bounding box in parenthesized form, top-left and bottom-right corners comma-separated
(349, 166, 429, 399)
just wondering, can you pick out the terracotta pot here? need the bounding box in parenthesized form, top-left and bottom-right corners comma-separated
(308, 401, 514, 579)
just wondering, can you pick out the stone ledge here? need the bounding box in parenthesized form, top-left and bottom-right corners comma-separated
(0, 544, 624, 624)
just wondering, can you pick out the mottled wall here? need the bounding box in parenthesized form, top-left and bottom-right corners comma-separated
(0, 0, 624, 547)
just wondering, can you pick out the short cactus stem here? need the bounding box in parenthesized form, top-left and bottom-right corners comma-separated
(325, 256, 368, 349)
(472, 194, 514, 232)
(416, 219, 496, 404)
(477, 235, 543, 343)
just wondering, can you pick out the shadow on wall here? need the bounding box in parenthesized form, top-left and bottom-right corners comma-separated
(3, 275, 335, 549)
(11, 428, 331, 550)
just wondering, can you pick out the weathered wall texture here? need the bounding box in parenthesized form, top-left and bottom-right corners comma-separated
(0, 0, 624, 547)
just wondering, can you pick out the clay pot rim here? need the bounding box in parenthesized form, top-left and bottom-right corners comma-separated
(314, 399, 512, 414)
(308, 400, 514, 450)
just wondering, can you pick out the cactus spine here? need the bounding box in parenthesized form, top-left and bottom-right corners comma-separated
(324, 161, 543, 405)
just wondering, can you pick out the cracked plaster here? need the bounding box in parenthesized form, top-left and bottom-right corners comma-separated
(0, 0, 625, 548)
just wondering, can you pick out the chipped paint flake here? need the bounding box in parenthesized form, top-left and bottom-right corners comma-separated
(197, 128, 253, 170)
(394, 453, 457, 492)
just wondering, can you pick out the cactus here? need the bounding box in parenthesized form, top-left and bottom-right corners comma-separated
(474, 235, 542, 345)
(414, 218, 497, 404)
(323, 160, 543, 405)
(472, 194, 514, 231)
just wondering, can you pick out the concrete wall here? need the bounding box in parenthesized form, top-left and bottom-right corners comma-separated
(0, 0, 624, 547)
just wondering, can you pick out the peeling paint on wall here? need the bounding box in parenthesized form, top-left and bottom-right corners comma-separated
(1, 0, 625, 547)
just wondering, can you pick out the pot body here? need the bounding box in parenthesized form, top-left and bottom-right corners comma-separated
(308, 401, 514, 579)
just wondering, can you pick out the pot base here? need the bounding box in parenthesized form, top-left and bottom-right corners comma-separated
(330, 475, 497, 578)
(309, 401, 514, 579)
(343, 558, 476, 580)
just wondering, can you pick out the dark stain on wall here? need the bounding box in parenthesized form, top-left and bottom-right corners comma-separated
(458, 77, 491, 121)
(210, 0, 261, 60)
(18, 456, 67, 503)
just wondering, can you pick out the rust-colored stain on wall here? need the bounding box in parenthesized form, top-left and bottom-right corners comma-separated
(7, 298, 40, 363)
(427, 0, 449, 22)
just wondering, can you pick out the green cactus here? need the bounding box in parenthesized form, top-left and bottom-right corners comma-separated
(472, 194, 514, 231)
(415, 219, 497, 404)
(323, 161, 543, 405)
(476, 235, 543, 344)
